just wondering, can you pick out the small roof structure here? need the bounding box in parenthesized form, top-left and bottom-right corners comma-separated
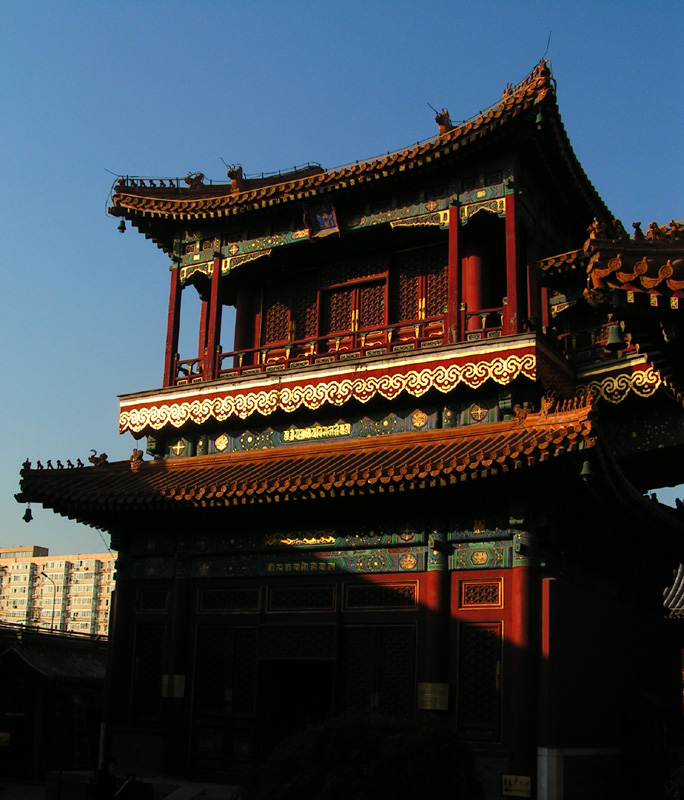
(0, 627, 106, 685)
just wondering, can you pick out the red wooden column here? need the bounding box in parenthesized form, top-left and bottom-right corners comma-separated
(446, 203, 461, 343)
(204, 257, 223, 380)
(163, 267, 182, 387)
(508, 533, 537, 780)
(462, 253, 486, 331)
(419, 530, 450, 716)
(504, 193, 519, 335)
(197, 296, 209, 359)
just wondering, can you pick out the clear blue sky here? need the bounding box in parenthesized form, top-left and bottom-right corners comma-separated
(2, 1, 682, 556)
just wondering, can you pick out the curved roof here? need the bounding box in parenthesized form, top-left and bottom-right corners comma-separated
(109, 61, 612, 253)
(19, 404, 596, 529)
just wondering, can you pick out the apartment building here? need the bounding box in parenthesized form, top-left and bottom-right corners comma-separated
(0, 546, 115, 636)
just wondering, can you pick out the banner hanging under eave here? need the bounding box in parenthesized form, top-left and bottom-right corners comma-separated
(303, 201, 340, 238)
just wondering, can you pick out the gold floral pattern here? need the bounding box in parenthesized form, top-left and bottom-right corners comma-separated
(577, 365, 661, 404)
(120, 353, 536, 433)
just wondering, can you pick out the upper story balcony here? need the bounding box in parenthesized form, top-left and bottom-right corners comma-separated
(171, 307, 506, 387)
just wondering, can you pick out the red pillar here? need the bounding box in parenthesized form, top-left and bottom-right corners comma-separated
(419, 531, 450, 716)
(447, 203, 461, 343)
(204, 257, 223, 380)
(505, 193, 519, 335)
(462, 254, 487, 331)
(508, 542, 537, 778)
(197, 297, 209, 359)
(164, 267, 182, 387)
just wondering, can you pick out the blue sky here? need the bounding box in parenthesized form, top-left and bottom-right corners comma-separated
(2, 1, 682, 556)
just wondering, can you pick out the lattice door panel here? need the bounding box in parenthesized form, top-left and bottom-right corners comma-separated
(358, 281, 385, 329)
(391, 254, 421, 323)
(425, 246, 448, 317)
(339, 627, 376, 713)
(190, 625, 258, 773)
(131, 623, 166, 722)
(377, 626, 416, 716)
(339, 625, 416, 716)
(322, 287, 353, 334)
(457, 621, 502, 741)
(391, 245, 448, 322)
(263, 282, 290, 343)
(193, 627, 234, 715)
(293, 283, 318, 340)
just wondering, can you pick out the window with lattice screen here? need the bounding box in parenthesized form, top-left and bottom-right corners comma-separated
(263, 281, 291, 344)
(321, 279, 386, 336)
(457, 621, 502, 741)
(390, 245, 448, 323)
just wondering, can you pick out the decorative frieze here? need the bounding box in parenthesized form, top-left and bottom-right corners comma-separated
(120, 339, 538, 434)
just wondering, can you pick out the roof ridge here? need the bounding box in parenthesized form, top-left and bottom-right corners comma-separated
(109, 60, 557, 225)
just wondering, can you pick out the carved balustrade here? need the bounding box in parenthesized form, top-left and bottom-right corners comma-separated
(463, 306, 505, 341)
(170, 316, 446, 384)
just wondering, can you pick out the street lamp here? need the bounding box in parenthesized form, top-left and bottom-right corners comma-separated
(41, 571, 56, 632)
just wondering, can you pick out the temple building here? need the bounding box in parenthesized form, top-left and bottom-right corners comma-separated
(17, 61, 684, 799)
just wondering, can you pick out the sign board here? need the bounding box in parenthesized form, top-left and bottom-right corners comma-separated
(502, 774, 531, 797)
(417, 682, 449, 711)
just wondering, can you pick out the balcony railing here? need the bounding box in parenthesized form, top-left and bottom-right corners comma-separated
(174, 316, 447, 384)
(463, 307, 504, 341)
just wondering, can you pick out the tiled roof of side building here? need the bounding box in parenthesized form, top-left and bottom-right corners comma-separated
(0, 628, 107, 682)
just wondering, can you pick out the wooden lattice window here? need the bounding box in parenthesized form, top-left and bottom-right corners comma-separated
(259, 626, 336, 659)
(293, 283, 318, 340)
(460, 580, 503, 609)
(457, 622, 502, 741)
(345, 583, 417, 610)
(391, 245, 448, 324)
(358, 281, 385, 328)
(391, 254, 421, 322)
(425, 249, 448, 317)
(199, 588, 261, 612)
(137, 589, 169, 612)
(267, 585, 336, 612)
(322, 278, 386, 335)
(263, 289, 290, 343)
(322, 286, 354, 334)
(323, 255, 387, 286)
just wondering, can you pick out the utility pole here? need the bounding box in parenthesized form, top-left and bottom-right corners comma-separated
(41, 571, 56, 631)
